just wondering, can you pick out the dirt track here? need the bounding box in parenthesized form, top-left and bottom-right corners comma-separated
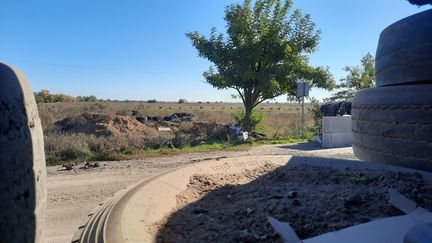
(44, 143, 355, 243)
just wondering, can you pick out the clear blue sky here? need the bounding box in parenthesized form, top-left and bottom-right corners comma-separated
(0, 1, 429, 102)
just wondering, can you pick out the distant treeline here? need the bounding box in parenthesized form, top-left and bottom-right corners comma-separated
(34, 89, 97, 103)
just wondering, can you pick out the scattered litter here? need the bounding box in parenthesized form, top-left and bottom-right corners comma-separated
(80, 162, 100, 170)
(62, 163, 74, 171)
(267, 216, 300, 243)
(228, 123, 248, 141)
(157, 127, 172, 132)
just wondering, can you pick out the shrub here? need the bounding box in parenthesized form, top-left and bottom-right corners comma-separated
(59, 147, 91, 161)
(172, 132, 189, 148)
(142, 134, 173, 149)
(232, 109, 264, 131)
(407, 0, 432, 6)
(308, 98, 322, 135)
(178, 98, 188, 103)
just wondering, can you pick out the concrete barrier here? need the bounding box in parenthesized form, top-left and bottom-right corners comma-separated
(322, 116, 352, 148)
(0, 62, 46, 243)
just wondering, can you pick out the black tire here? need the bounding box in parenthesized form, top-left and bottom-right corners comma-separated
(352, 85, 432, 171)
(375, 9, 432, 87)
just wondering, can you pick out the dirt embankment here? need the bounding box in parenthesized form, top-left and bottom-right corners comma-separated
(156, 164, 432, 242)
(54, 112, 158, 137)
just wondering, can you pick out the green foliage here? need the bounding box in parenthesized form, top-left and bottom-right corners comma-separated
(186, 0, 334, 131)
(328, 53, 375, 102)
(34, 89, 76, 103)
(77, 95, 98, 102)
(232, 109, 264, 131)
(34, 89, 100, 104)
(308, 97, 322, 135)
(58, 147, 92, 161)
(407, 0, 432, 6)
(147, 99, 157, 103)
(178, 98, 188, 103)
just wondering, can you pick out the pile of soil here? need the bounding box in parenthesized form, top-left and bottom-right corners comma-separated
(156, 164, 432, 242)
(183, 122, 238, 143)
(55, 112, 158, 137)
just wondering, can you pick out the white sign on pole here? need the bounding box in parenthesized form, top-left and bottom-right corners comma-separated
(296, 82, 309, 138)
(296, 83, 310, 97)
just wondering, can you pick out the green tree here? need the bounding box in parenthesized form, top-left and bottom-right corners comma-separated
(308, 97, 322, 135)
(408, 0, 432, 6)
(186, 0, 334, 131)
(328, 53, 375, 102)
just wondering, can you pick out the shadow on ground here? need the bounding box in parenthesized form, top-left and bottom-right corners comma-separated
(155, 156, 432, 243)
(277, 141, 322, 151)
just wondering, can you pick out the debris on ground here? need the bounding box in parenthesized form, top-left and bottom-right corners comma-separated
(134, 113, 196, 124)
(163, 113, 196, 122)
(158, 127, 172, 132)
(80, 162, 100, 170)
(62, 162, 75, 171)
(320, 101, 351, 116)
(228, 123, 248, 141)
(156, 164, 432, 242)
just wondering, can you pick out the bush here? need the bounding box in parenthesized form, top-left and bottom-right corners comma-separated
(408, 0, 432, 6)
(308, 97, 322, 135)
(142, 134, 173, 149)
(59, 147, 91, 161)
(232, 109, 264, 131)
(172, 132, 189, 148)
(178, 98, 188, 104)
(147, 99, 157, 103)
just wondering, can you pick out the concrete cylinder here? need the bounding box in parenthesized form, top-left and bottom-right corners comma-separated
(0, 62, 46, 242)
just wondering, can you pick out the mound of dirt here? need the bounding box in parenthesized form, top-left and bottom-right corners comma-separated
(186, 122, 238, 142)
(156, 164, 432, 242)
(55, 112, 158, 137)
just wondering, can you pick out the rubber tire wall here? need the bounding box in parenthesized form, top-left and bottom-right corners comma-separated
(375, 9, 432, 87)
(352, 85, 432, 172)
(0, 62, 46, 242)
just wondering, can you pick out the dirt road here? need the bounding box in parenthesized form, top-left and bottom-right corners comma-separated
(44, 143, 355, 243)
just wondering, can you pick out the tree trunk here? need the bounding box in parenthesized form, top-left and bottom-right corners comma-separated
(243, 104, 253, 132)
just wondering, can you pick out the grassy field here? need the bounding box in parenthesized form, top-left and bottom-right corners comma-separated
(38, 101, 315, 164)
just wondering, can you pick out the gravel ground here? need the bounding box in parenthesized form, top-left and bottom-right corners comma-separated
(156, 163, 432, 242)
(44, 142, 354, 243)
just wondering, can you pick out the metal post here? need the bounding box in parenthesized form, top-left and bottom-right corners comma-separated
(301, 95, 304, 138)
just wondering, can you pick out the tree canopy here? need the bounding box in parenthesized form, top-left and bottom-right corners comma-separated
(328, 53, 375, 102)
(34, 90, 98, 103)
(186, 0, 334, 131)
(407, 0, 432, 6)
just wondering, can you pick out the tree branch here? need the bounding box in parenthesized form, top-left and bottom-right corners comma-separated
(234, 87, 246, 104)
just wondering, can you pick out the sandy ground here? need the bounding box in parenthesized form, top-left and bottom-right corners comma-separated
(44, 142, 355, 243)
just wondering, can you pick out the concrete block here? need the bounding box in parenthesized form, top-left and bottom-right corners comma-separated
(322, 116, 352, 133)
(322, 132, 352, 148)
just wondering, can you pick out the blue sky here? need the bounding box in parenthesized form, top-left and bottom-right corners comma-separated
(0, 1, 429, 102)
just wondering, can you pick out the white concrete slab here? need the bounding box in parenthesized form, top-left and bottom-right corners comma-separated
(322, 116, 352, 133)
(322, 132, 352, 148)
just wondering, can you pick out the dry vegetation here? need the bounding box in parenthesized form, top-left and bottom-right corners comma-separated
(38, 101, 314, 164)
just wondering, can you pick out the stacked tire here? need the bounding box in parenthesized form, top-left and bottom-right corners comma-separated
(352, 9, 432, 172)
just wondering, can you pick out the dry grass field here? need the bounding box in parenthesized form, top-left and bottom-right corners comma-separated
(38, 101, 315, 164)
